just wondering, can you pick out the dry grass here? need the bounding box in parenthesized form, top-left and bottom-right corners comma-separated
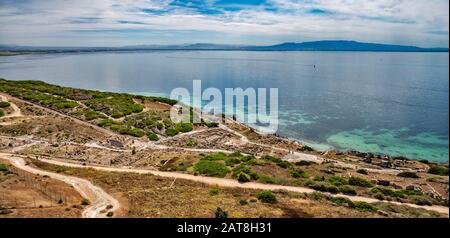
(30, 159, 388, 218)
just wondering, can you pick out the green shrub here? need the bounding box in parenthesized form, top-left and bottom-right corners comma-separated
(327, 176, 348, 187)
(0, 164, 8, 172)
(256, 190, 277, 204)
(239, 200, 248, 205)
(277, 160, 293, 169)
(397, 171, 420, 178)
(348, 177, 373, 188)
(356, 169, 368, 175)
(225, 158, 240, 166)
(106, 211, 114, 217)
(0, 109, 4, 117)
(258, 174, 276, 184)
(165, 128, 179, 137)
(371, 187, 405, 199)
(261, 155, 282, 163)
(237, 172, 251, 183)
(209, 188, 220, 196)
(0, 101, 10, 108)
(307, 182, 340, 194)
(206, 122, 219, 128)
(194, 160, 229, 178)
(330, 196, 354, 206)
(176, 122, 193, 133)
(290, 169, 310, 178)
(295, 161, 315, 166)
(147, 132, 159, 141)
(428, 165, 449, 176)
(231, 165, 258, 180)
(350, 201, 378, 212)
(410, 195, 433, 206)
(120, 127, 145, 137)
(340, 185, 357, 196)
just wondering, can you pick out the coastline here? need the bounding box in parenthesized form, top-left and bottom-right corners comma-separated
(130, 91, 449, 165)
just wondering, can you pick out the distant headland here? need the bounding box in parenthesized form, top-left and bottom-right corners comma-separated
(0, 40, 448, 54)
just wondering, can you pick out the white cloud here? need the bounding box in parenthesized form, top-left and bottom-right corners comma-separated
(0, 0, 448, 47)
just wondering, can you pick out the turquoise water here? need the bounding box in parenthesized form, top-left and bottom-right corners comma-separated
(0, 51, 448, 162)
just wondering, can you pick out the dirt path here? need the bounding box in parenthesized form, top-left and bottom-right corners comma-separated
(0, 94, 23, 119)
(1, 154, 120, 218)
(2, 152, 446, 216)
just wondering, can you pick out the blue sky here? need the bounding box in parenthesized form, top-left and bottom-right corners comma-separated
(0, 0, 448, 47)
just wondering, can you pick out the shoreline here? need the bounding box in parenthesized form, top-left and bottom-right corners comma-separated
(132, 91, 449, 165)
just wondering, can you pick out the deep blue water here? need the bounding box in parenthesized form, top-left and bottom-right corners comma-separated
(0, 51, 448, 162)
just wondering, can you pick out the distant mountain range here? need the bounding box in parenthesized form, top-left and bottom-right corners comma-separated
(0, 40, 448, 53)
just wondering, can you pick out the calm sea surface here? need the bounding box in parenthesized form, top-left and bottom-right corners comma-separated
(0, 51, 448, 162)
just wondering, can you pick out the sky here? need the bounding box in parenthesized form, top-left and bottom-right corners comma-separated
(0, 0, 448, 47)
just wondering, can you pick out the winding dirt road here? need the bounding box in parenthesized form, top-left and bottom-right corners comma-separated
(1, 152, 447, 216)
(0, 94, 23, 119)
(2, 154, 120, 218)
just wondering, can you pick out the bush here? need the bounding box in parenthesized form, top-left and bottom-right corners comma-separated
(428, 165, 449, 176)
(340, 185, 357, 196)
(348, 177, 373, 188)
(330, 196, 354, 206)
(209, 188, 220, 196)
(106, 211, 114, 217)
(256, 191, 277, 204)
(0, 101, 10, 108)
(295, 161, 315, 166)
(0, 164, 8, 172)
(277, 160, 293, 169)
(215, 207, 228, 218)
(165, 128, 179, 137)
(410, 196, 433, 206)
(120, 127, 145, 137)
(0, 109, 4, 117)
(237, 172, 251, 183)
(231, 165, 258, 180)
(290, 169, 310, 178)
(327, 176, 348, 187)
(176, 122, 193, 133)
(258, 174, 276, 184)
(307, 182, 340, 194)
(194, 160, 229, 178)
(301, 145, 314, 151)
(147, 132, 159, 141)
(81, 199, 91, 206)
(350, 201, 378, 212)
(356, 169, 368, 175)
(397, 171, 420, 178)
(239, 200, 248, 205)
(371, 187, 405, 199)
(225, 158, 240, 166)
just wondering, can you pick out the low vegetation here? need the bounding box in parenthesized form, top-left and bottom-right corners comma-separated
(397, 171, 420, 178)
(348, 177, 373, 188)
(0, 101, 10, 108)
(0, 163, 8, 172)
(256, 191, 277, 204)
(428, 165, 449, 176)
